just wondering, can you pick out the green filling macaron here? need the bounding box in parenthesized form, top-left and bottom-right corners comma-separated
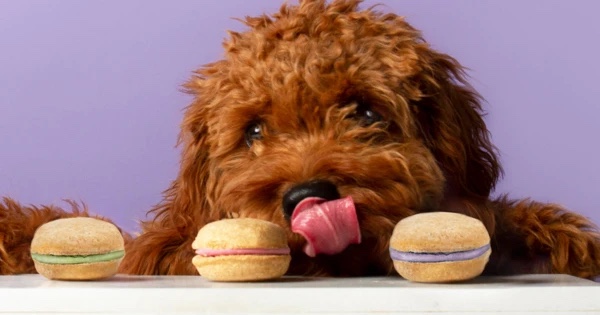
(31, 250, 125, 265)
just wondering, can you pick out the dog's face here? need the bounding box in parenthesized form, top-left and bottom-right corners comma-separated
(177, 0, 499, 275)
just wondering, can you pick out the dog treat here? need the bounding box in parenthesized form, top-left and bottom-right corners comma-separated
(30, 217, 125, 280)
(192, 218, 291, 282)
(390, 212, 491, 283)
(291, 196, 361, 257)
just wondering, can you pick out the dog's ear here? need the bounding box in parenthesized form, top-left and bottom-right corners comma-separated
(142, 98, 215, 228)
(156, 76, 218, 226)
(411, 50, 502, 199)
(119, 74, 219, 275)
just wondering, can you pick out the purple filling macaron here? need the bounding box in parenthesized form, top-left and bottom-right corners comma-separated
(389, 212, 492, 282)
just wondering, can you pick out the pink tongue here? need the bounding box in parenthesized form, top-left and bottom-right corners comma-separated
(290, 196, 361, 257)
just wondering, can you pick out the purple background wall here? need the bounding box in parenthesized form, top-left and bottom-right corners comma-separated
(1, 1, 599, 233)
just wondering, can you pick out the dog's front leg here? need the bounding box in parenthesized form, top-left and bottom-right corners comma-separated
(487, 197, 600, 279)
(120, 223, 197, 275)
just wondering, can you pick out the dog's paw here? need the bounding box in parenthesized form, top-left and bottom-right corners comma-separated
(0, 198, 34, 274)
(514, 203, 600, 279)
(494, 197, 600, 279)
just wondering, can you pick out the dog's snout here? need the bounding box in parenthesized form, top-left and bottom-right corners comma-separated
(282, 180, 340, 219)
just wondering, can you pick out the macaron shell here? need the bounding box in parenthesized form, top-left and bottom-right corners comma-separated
(33, 258, 123, 280)
(31, 217, 124, 256)
(390, 212, 490, 253)
(192, 218, 287, 250)
(192, 254, 291, 282)
(393, 248, 491, 283)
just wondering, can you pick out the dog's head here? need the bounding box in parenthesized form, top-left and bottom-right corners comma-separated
(168, 0, 500, 275)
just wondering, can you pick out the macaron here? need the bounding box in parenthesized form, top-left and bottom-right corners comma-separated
(389, 212, 491, 283)
(192, 218, 291, 282)
(30, 217, 125, 280)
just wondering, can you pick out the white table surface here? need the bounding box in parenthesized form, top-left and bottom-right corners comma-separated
(1, 274, 599, 315)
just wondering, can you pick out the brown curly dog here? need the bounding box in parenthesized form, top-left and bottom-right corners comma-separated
(2, 0, 600, 278)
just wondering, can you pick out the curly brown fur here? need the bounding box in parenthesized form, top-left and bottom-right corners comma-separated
(2, 0, 600, 278)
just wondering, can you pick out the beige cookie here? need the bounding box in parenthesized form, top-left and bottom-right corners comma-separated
(390, 212, 491, 283)
(31, 217, 125, 280)
(192, 218, 291, 282)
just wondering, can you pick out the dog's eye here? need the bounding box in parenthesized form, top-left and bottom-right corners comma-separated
(353, 103, 382, 126)
(245, 122, 263, 147)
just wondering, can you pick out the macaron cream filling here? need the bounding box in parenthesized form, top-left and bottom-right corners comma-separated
(31, 250, 125, 265)
(195, 248, 290, 257)
(390, 244, 491, 263)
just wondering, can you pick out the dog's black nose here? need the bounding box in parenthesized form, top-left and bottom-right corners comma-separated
(282, 179, 340, 219)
